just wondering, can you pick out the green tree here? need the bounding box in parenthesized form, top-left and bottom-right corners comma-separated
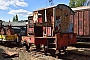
(12, 14, 18, 22)
(69, 0, 87, 8)
(13, 16, 16, 22)
(69, 0, 76, 8)
(16, 14, 18, 22)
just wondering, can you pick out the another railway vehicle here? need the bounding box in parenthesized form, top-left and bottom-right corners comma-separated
(0, 21, 19, 43)
(72, 6, 90, 41)
(21, 4, 77, 53)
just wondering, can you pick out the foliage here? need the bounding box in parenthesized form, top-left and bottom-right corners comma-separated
(12, 16, 16, 22)
(16, 14, 18, 22)
(69, 0, 76, 8)
(69, 0, 87, 8)
(12, 14, 18, 22)
(87, 0, 90, 6)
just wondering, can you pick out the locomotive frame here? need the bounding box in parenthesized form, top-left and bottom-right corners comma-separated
(21, 4, 77, 53)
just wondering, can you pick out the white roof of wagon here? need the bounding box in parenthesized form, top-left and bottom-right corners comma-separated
(72, 6, 90, 11)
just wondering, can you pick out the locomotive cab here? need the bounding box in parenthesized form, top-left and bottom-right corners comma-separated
(31, 4, 75, 36)
(22, 4, 77, 53)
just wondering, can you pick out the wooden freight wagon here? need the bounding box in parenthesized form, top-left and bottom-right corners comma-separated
(72, 6, 90, 41)
(22, 4, 77, 53)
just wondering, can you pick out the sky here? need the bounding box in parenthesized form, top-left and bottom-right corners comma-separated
(0, 0, 70, 22)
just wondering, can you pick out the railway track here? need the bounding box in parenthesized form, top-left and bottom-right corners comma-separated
(69, 51, 90, 57)
(0, 42, 90, 60)
(54, 50, 90, 60)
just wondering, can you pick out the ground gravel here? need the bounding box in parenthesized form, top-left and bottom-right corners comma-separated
(0, 44, 58, 60)
(0, 44, 90, 60)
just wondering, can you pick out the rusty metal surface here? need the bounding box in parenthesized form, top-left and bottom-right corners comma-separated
(56, 33, 77, 50)
(6, 29, 15, 35)
(22, 36, 35, 43)
(73, 10, 90, 37)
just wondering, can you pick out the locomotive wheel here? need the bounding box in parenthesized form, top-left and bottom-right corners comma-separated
(64, 46, 67, 49)
(23, 42, 31, 52)
(62, 46, 67, 54)
(61, 46, 67, 50)
(27, 43, 31, 52)
(36, 44, 41, 49)
(44, 45, 48, 55)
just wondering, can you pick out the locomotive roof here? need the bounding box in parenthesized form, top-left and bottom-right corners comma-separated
(33, 4, 74, 14)
(29, 13, 41, 16)
(72, 6, 90, 11)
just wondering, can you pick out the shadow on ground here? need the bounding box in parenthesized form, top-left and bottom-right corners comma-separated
(0, 48, 13, 60)
(72, 42, 90, 48)
(0, 42, 22, 48)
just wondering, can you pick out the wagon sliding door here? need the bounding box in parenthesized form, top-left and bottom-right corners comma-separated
(74, 12, 78, 35)
(84, 11, 89, 36)
(78, 12, 83, 36)
(74, 11, 90, 36)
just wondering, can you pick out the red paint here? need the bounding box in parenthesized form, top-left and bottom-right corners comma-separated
(73, 10, 90, 37)
(22, 36, 35, 43)
(46, 27, 51, 36)
(69, 33, 77, 45)
(29, 28, 34, 33)
(38, 17, 42, 23)
(43, 27, 52, 36)
(57, 33, 68, 50)
(35, 38, 47, 45)
(56, 33, 77, 50)
(21, 36, 47, 45)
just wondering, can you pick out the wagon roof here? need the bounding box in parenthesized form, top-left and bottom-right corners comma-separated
(29, 13, 41, 16)
(72, 6, 90, 11)
(2, 22, 26, 27)
(33, 4, 57, 11)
